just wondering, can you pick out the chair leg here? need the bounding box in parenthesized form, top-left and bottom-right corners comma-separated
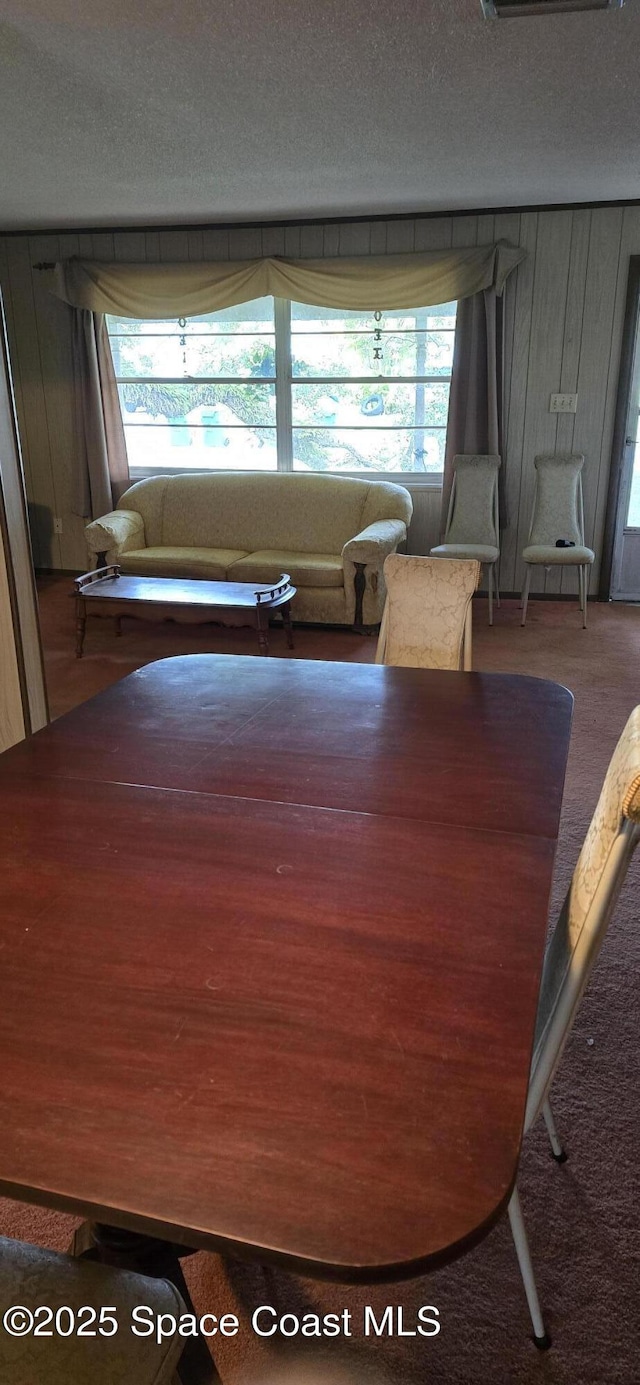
(542, 1096, 567, 1164)
(495, 566, 501, 608)
(521, 567, 532, 627)
(581, 566, 588, 629)
(508, 1188, 551, 1350)
(487, 564, 494, 627)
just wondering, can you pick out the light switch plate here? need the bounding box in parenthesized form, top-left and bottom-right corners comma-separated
(550, 393, 578, 414)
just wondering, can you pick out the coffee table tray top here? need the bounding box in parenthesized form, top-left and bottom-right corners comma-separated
(73, 566, 296, 656)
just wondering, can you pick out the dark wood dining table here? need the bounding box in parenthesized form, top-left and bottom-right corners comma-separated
(0, 655, 572, 1376)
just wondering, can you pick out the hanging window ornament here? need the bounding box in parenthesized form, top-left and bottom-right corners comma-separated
(178, 317, 188, 375)
(372, 310, 384, 365)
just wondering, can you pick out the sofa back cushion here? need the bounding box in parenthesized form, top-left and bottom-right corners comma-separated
(118, 473, 411, 554)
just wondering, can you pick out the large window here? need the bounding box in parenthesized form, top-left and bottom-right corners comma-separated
(107, 297, 456, 478)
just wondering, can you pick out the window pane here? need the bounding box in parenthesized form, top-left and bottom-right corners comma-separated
(291, 302, 456, 380)
(292, 427, 446, 474)
(119, 382, 275, 427)
(107, 299, 275, 380)
(292, 382, 450, 429)
(125, 424, 277, 471)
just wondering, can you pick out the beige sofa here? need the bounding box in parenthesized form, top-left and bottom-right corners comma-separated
(85, 472, 413, 627)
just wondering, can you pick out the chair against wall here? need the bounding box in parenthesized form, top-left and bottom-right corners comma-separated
(0, 1235, 186, 1382)
(506, 706, 640, 1347)
(521, 453, 594, 629)
(430, 454, 501, 625)
(375, 554, 480, 670)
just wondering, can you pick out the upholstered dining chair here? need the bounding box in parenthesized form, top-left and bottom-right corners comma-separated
(0, 1235, 186, 1382)
(521, 453, 594, 629)
(375, 554, 480, 670)
(430, 454, 501, 625)
(506, 706, 640, 1348)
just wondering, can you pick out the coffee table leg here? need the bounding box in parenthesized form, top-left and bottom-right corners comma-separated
(282, 602, 294, 650)
(256, 607, 269, 656)
(71, 1222, 219, 1384)
(75, 599, 86, 658)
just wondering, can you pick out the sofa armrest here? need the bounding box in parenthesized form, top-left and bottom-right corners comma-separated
(343, 518, 407, 566)
(342, 519, 407, 626)
(85, 509, 145, 563)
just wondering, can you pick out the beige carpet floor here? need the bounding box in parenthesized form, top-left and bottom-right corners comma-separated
(2, 582, 639, 1384)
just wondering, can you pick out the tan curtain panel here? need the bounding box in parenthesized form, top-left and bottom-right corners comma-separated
(70, 311, 130, 519)
(53, 243, 525, 318)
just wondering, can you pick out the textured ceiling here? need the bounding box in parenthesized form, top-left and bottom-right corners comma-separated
(0, 0, 639, 230)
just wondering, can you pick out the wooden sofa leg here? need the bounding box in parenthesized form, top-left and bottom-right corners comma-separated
(353, 562, 367, 633)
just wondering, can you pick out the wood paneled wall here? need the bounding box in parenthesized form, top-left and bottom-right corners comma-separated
(1, 204, 639, 594)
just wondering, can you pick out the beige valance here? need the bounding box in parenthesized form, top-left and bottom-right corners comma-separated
(52, 242, 525, 319)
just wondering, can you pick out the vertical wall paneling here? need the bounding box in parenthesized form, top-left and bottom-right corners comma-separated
(406, 488, 441, 557)
(90, 232, 115, 261)
(414, 218, 453, 251)
(368, 222, 388, 255)
(322, 225, 341, 257)
(29, 233, 83, 570)
(591, 205, 640, 594)
(187, 229, 204, 262)
(262, 226, 288, 258)
(501, 213, 537, 593)
(3, 238, 61, 569)
(0, 239, 33, 517)
(514, 210, 573, 596)
(297, 224, 323, 258)
(553, 209, 591, 594)
(494, 212, 522, 592)
(228, 228, 262, 260)
(0, 297, 48, 734)
(569, 207, 624, 594)
(283, 226, 302, 258)
(337, 222, 371, 257)
(158, 230, 191, 261)
(451, 216, 478, 249)
(384, 221, 415, 254)
(0, 205, 637, 582)
(476, 215, 495, 246)
(0, 535, 25, 751)
(113, 232, 147, 262)
(200, 228, 230, 260)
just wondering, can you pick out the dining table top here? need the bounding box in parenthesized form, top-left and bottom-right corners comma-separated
(0, 654, 573, 1282)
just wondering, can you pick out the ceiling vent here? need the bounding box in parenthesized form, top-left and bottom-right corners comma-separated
(482, 0, 624, 15)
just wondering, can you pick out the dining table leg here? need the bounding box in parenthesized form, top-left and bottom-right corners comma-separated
(71, 1221, 220, 1384)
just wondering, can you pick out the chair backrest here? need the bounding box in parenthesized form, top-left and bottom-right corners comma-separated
(527, 706, 640, 1128)
(376, 554, 480, 670)
(528, 453, 586, 547)
(444, 454, 501, 547)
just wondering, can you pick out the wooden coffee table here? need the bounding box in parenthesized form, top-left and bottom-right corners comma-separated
(74, 566, 296, 657)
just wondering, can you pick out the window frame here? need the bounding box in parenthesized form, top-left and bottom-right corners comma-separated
(108, 296, 455, 486)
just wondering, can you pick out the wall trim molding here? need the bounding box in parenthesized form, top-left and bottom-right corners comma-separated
(4, 197, 640, 241)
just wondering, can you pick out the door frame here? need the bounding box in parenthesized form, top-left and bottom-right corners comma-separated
(600, 255, 640, 599)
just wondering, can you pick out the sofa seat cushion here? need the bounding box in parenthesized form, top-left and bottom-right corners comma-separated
(118, 547, 250, 580)
(229, 550, 344, 588)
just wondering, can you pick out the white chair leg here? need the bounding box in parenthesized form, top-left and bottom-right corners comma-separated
(495, 565, 501, 608)
(542, 1097, 567, 1164)
(508, 1187, 551, 1350)
(487, 564, 494, 627)
(521, 567, 532, 627)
